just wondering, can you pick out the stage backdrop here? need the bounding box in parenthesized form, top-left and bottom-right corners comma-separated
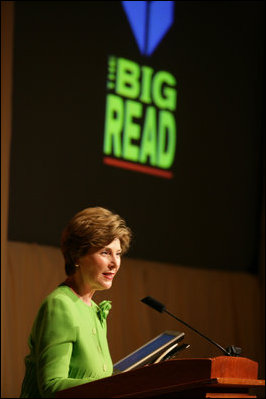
(8, 0, 264, 273)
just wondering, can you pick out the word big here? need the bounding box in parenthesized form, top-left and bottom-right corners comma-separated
(103, 57, 177, 170)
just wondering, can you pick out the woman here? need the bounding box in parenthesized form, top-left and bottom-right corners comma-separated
(20, 206, 132, 398)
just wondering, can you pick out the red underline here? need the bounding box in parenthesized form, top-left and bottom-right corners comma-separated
(103, 157, 173, 179)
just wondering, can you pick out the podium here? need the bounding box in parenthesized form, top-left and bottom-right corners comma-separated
(56, 356, 265, 398)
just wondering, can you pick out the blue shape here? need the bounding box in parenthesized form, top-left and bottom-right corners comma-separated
(147, 1, 174, 56)
(122, 1, 174, 56)
(122, 1, 147, 54)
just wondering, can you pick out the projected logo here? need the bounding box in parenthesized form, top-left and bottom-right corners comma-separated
(103, 1, 177, 179)
(122, 0, 174, 56)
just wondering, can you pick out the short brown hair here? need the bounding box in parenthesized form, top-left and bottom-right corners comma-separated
(61, 207, 132, 275)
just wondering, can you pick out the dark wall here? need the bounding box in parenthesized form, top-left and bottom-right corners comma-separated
(8, 1, 265, 272)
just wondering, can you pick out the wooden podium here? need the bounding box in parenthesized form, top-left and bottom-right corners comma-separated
(56, 356, 265, 398)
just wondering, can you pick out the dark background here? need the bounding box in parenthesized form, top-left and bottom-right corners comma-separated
(8, 1, 265, 272)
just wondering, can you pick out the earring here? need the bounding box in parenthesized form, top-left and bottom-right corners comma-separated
(75, 264, 80, 269)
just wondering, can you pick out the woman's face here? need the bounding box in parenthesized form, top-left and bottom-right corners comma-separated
(77, 238, 122, 291)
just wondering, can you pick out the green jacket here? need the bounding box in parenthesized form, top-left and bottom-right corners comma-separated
(20, 284, 113, 398)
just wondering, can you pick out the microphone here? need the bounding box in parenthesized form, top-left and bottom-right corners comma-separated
(141, 296, 242, 357)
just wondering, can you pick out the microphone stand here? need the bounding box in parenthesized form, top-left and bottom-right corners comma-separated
(141, 296, 242, 357)
(164, 308, 231, 356)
